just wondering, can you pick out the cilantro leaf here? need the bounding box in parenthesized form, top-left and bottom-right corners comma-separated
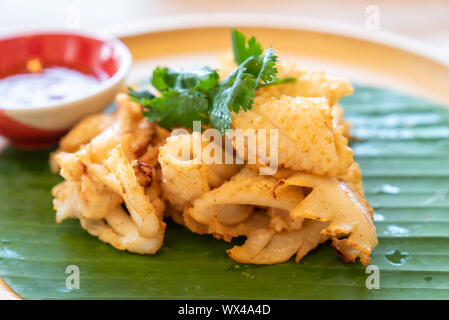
(231, 29, 264, 76)
(128, 28, 296, 134)
(135, 66, 219, 130)
(209, 96, 232, 135)
(128, 87, 155, 105)
(150, 67, 171, 91)
(144, 89, 210, 130)
(151, 66, 219, 92)
(259, 76, 297, 87)
(231, 28, 263, 65)
(210, 67, 256, 134)
(231, 29, 286, 87)
(257, 47, 278, 84)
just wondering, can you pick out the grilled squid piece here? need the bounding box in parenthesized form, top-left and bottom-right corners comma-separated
(205, 209, 327, 264)
(277, 173, 377, 265)
(53, 182, 165, 254)
(52, 94, 166, 254)
(158, 132, 242, 212)
(256, 61, 353, 106)
(341, 162, 364, 195)
(81, 207, 165, 254)
(103, 147, 162, 238)
(184, 167, 304, 232)
(59, 113, 115, 153)
(231, 95, 354, 177)
(183, 167, 376, 265)
(50, 93, 155, 173)
(226, 215, 327, 265)
(218, 55, 353, 106)
(332, 104, 351, 139)
(182, 167, 324, 264)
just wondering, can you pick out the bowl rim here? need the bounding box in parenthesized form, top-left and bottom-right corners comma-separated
(0, 30, 132, 114)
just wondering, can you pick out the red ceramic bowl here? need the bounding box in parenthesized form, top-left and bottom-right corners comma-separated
(0, 32, 132, 148)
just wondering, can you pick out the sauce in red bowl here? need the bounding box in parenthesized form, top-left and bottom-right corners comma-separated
(0, 65, 102, 109)
(0, 32, 131, 148)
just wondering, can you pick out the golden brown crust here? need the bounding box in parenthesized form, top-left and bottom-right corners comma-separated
(50, 56, 377, 266)
(52, 94, 166, 254)
(231, 95, 354, 176)
(278, 173, 377, 266)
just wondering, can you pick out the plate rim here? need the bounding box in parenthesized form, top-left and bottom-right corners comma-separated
(2, 14, 449, 300)
(106, 13, 449, 106)
(101, 13, 449, 68)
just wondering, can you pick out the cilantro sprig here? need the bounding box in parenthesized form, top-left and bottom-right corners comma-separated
(129, 28, 295, 134)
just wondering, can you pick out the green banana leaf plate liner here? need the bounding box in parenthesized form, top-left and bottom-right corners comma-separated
(1, 85, 449, 299)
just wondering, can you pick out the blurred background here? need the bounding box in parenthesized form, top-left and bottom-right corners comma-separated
(0, 0, 448, 53)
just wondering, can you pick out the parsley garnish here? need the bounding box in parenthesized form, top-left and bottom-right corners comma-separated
(129, 28, 295, 134)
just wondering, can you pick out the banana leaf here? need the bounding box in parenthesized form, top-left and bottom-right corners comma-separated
(1, 85, 448, 299)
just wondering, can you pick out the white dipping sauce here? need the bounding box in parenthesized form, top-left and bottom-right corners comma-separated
(0, 67, 101, 109)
